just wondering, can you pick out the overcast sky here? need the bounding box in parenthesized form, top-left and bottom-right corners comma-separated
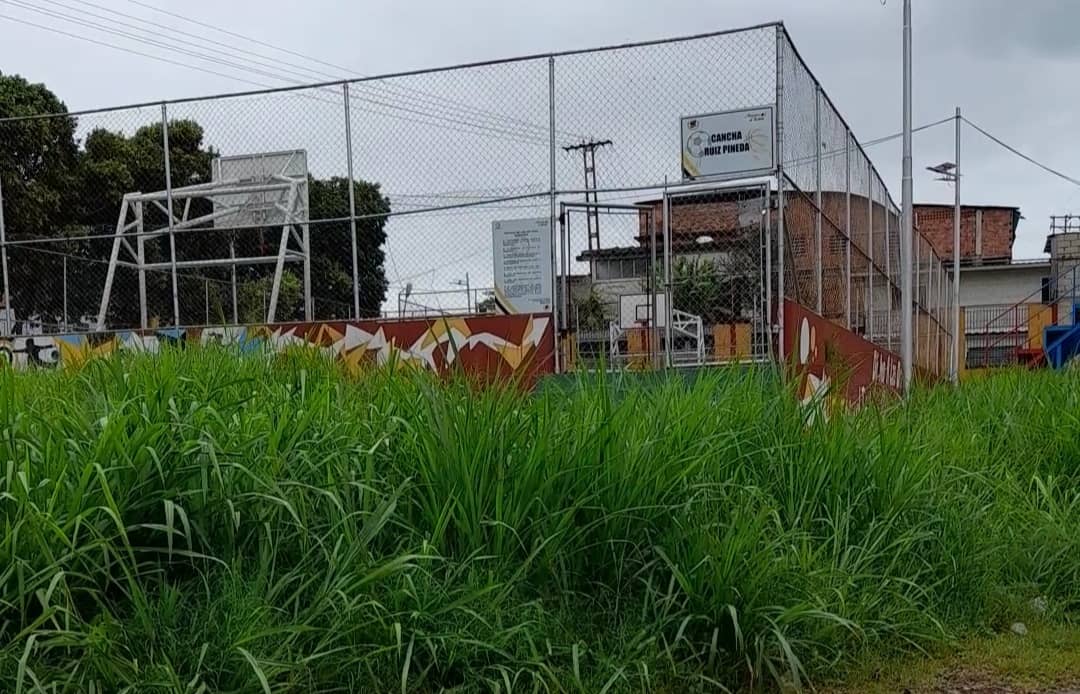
(2, 0, 1077, 277)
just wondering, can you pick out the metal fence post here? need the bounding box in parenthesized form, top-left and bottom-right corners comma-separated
(548, 56, 561, 374)
(663, 180, 673, 368)
(814, 84, 823, 315)
(867, 163, 874, 341)
(0, 172, 10, 337)
(775, 25, 786, 360)
(343, 83, 361, 320)
(161, 103, 181, 329)
(951, 106, 961, 383)
(230, 239, 238, 324)
(136, 201, 148, 329)
(885, 203, 892, 351)
(914, 238, 921, 369)
(844, 131, 851, 329)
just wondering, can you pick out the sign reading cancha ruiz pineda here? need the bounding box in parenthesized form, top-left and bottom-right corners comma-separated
(680, 106, 775, 180)
(492, 217, 552, 315)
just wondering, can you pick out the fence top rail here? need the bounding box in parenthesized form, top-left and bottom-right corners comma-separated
(778, 25, 903, 215)
(0, 21, 783, 124)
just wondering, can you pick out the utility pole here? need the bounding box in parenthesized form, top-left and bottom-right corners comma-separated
(926, 107, 961, 384)
(901, 0, 914, 393)
(563, 139, 611, 253)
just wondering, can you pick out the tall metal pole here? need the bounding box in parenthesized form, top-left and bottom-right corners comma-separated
(549, 57, 561, 373)
(845, 130, 852, 329)
(230, 238, 238, 324)
(162, 104, 181, 328)
(663, 178, 673, 367)
(775, 25, 786, 360)
(900, 0, 915, 392)
(814, 85, 823, 315)
(0, 172, 11, 336)
(951, 106, 961, 383)
(343, 83, 361, 319)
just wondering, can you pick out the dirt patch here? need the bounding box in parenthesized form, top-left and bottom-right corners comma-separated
(919, 668, 1080, 694)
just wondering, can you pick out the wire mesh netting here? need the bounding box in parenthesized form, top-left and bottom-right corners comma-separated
(0, 22, 956, 378)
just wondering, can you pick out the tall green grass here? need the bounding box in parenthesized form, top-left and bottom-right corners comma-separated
(0, 349, 1077, 692)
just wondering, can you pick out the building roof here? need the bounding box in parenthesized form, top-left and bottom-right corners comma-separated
(913, 203, 1021, 212)
(577, 236, 752, 262)
(945, 257, 1050, 271)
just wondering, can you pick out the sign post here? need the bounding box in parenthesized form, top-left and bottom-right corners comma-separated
(492, 217, 553, 314)
(681, 106, 776, 180)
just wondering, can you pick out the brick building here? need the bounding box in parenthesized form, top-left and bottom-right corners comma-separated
(913, 204, 1020, 264)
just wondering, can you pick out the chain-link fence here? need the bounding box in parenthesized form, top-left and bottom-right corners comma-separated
(0, 22, 954, 379)
(777, 29, 954, 381)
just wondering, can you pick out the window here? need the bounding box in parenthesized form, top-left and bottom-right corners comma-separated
(1041, 276, 1052, 304)
(594, 257, 650, 281)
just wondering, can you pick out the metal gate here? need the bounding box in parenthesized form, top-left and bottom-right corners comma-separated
(556, 182, 771, 372)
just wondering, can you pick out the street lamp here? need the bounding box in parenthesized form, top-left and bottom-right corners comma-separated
(928, 107, 962, 384)
(927, 161, 956, 182)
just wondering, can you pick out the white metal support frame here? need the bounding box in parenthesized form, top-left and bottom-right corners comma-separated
(95, 175, 310, 330)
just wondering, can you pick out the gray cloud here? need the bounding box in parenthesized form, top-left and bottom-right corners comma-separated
(1, 0, 1077, 270)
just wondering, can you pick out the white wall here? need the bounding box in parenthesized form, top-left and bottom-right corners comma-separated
(957, 265, 1048, 307)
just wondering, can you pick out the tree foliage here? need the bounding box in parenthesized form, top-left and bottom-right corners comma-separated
(0, 73, 390, 328)
(669, 255, 755, 324)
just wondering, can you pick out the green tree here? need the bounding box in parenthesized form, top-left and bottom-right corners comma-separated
(669, 256, 754, 325)
(237, 270, 302, 324)
(306, 175, 390, 319)
(574, 288, 607, 331)
(0, 73, 78, 237)
(1, 73, 391, 328)
(0, 74, 79, 326)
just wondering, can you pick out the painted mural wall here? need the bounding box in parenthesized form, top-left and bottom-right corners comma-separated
(783, 299, 904, 408)
(0, 314, 555, 384)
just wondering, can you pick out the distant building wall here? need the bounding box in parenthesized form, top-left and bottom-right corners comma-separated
(914, 205, 1019, 263)
(957, 264, 1048, 307)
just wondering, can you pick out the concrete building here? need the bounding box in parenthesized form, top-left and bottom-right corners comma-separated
(564, 187, 1070, 371)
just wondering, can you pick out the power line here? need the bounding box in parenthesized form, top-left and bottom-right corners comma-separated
(107, 0, 587, 143)
(0, 12, 557, 149)
(0, 12, 276, 90)
(962, 116, 1080, 188)
(61, 0, 583, 144)
(0, 2, 559, 147)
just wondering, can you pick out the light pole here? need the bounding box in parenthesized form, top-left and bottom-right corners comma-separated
(901, 0, 914, 393)
(927, 111, 961, 385)
(397, 282, 413, 318)
(451, 272, 472, 314)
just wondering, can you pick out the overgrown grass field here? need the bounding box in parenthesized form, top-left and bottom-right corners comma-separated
(1, 350, 1078, 692)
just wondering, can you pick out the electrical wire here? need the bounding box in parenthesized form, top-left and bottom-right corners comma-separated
(59, 0, 583, 144)
(962, 116, 1080, 188)
(0, 12, 277, 91)
(66, 0, 589, 143)
(0, 2, 559, 148)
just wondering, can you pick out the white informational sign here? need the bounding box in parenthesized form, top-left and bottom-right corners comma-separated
(492, 217, 553, 314)
(680, 106, 775, 180)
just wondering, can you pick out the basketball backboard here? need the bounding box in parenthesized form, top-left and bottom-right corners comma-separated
(211, 150, 309, 230)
